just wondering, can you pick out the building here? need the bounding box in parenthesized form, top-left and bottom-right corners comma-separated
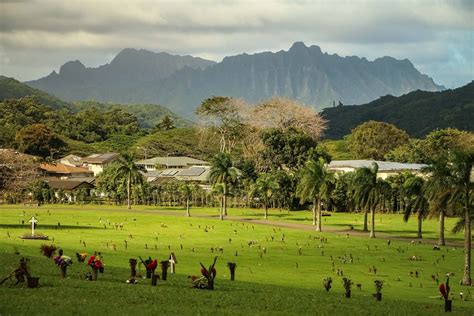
(39, 163, 94, 179)
(328, 160, 427, 179)
(81, 153, 119, 176)
(59, 154, 83, 167)
(46, 179, 95, 202)
(136, 156, 209, 172)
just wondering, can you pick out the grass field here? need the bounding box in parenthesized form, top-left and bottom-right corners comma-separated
(0, 204, 472, 315)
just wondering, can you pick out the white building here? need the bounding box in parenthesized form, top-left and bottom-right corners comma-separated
(328, 160, 427, 179)
(136, 156, 209, 172)
(81, 153, 119, 176)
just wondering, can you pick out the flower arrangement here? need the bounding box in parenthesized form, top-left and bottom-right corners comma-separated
(342, 277, 353, 298)
(374, 280, 384, 294)
(439, 275, 452, 312)
(76, 252, 88, 262)
(192, 256, 218, 290)
(323, 277, 332, 291)
(40, 244, 57, 258)
(87, 256, 103, 270)
(87, 255, 103, 280)
(139, 256, 157, 278)
(54, 255, 73, 268)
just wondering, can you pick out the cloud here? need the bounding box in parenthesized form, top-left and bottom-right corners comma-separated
(0, 0, 472, 87)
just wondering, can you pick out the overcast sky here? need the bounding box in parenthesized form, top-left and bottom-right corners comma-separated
(0, 0, 472, 87)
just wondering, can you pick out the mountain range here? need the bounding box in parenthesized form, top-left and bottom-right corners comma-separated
(25, 42, 443, 118)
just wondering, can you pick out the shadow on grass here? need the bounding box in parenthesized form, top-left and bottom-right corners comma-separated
(0, 224, 101, 230)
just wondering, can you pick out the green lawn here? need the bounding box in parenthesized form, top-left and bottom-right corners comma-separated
(0, 204, 472, 315)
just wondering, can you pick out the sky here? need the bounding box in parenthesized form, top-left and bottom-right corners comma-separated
(0, 0, 472, 88)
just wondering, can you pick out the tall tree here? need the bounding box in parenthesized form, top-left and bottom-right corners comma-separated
(403, 175, 429, 238)
(113, 153, 145, 209)
(446, 150, 473, 285)
(209, 153, 237, 220)
(348, 121, 409, 160)
(253, 173, 279, 219)
(15, 123, 67, 158)
(297, 158, 333, 231)
(196, 96, 247, 154)
(424, 157, 453, 246)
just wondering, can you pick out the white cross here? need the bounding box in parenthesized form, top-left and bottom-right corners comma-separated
(29, 216, 38, 236)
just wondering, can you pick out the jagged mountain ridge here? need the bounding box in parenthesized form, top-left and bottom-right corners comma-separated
(26, 42, 444, 118)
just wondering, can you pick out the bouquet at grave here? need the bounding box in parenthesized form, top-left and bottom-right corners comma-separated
(40, 244, 57, 258)
(373, 280, 383, 301)
(192, 256, 217, 290)
(323, 277, 332, 291)
(227, 262, 237, 281)
(139, 256, 157, 278)
(54, 250, 72, 278)
(87, 255, 103, 281)
(439, 283, 450, 300)
(342, 277, 353, 298)
(439, 275, 452, 312)
(76, 252, 88, 262)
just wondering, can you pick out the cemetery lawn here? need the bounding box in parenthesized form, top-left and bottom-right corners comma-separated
(0, 204, 472, 315)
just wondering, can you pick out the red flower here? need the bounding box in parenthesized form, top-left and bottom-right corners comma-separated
(87, 255, 96, 266)
(211, 267, 217, 278)
(201, 267, 209, 277)
(439, 284, 448, 299)
(147, 259, 157, 271)
(94, 260, 102, 270)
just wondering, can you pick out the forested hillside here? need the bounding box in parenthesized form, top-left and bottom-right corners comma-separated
(322, 81, 474, 139)
(0, 76, 69, 110)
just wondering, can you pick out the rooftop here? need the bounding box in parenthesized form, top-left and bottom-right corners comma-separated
(40, 163, 93, 175)
(82, 153, 119, 164)
(46, 179, 94, 190)
(137, 156, 209, 167)
(328, 160, 427, 171)
(59, 154, 83, 166)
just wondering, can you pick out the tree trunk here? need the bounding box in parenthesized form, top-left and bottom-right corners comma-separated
(417, 213, 423, 239)
(462, 186, 471, 285)
(316, 198, 322, 232)
(186, 198, 190, 217)
(312, 198, 317, 226)
(363, 210, 369, 232)
(219, 195, 224, 221)
(439, 210, 446, 246)
(223, 183, 227, 217)
(369, 206, 375, 238)
(127, 174, 131, 209)
(264, 200, 268, 219)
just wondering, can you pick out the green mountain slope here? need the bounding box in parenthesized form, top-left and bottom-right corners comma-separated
(322, 81, 474, 139)
(0, 75, 69, 110)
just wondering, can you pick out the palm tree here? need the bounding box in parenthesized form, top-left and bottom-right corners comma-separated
(446, 150, 473, 285)
(180, 183, 192, 217)
(424, 157, 453, 246)
(209, 153, 237, 220)
(352, 162, 383, 238)
(297, 158, 333, 231)
(403, 175, 429, 238)
(113, 153, 145, 209)
(253, 173, 279, 219)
